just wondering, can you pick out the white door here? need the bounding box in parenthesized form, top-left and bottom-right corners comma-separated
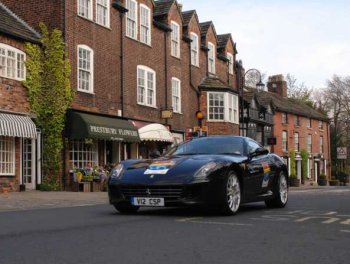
(23, 138, 35, 190)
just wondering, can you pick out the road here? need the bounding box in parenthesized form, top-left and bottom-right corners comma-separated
(0, 188, 349, 264)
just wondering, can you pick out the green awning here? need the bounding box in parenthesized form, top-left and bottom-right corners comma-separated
(67, 111, 140, 142)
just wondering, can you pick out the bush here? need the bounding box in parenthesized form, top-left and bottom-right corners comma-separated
(40, 182, 55, 191)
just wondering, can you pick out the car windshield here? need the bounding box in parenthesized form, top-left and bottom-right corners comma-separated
(165, 137, 244, 156)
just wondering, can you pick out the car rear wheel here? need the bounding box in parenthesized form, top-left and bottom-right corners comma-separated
(113, 202, 140, 214)
(265, 171, 288, 208)
(220, 171, 241, 215)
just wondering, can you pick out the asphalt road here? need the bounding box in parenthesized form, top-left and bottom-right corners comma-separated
(0, 188, 349, 264)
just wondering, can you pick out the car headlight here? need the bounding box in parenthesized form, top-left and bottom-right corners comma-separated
(110, 164, 124, 179)
(194, 161, 218, 180)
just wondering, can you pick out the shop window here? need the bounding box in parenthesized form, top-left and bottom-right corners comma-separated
(0, 136, 15, 175)
(69, 139, 98, 170)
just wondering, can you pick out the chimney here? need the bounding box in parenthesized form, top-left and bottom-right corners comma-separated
(178, 3, 183, 12)
(267, 74, 287, 97)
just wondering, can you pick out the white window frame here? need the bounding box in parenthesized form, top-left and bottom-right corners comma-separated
(172, 78, 181, 113)
(126, 0, 138, 39)
(208, 42, 216, 74)
(137, 65, 156, 107)
(207, 92, 239, 124)
(282, 131, 288, 152)
(0, 136, 15, 176)
(78, 0, 93, 20)
(140, 4, 151, 45)
(307, 134, 312, 153)
(69, 139, 98, 169)
(190, 32, 199, 66)
(77, 45, 94, 93)
(227, 52, 234, 75)
(96, 0, 110, 27)
(294, 132, 299, 151)
(0, 43, 26, 81)
(171, 21, 180, 58)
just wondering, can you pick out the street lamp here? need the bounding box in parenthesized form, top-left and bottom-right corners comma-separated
(237, 63, 265, 136)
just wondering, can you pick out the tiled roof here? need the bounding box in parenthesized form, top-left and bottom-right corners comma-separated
(246, 87, 329, 121)
(154, 0, 174, 17)
(0, 2, 40, 43)
(217, 34, 231, 49)
(199, 77, 233, 90)
(182, 10, 195, 26)
(199, 21, 212, 38)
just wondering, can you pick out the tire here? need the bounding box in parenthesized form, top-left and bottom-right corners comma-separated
(219, 171, 241, 215)
(265, 171, 288, 208)
(113, 202, 140, 214)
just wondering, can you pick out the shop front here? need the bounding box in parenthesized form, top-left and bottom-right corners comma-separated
(129, 121, 175, 159)
(65, 111, 140, 190)
(0, 112, 40, 192)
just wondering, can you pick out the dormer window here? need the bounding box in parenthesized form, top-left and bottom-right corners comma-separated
(190, 32, 199, 66)
(126, 0, 138, 39)
(140, 4, 151, 45)
(227, 52, 233, 75)
(208, 42, 215, 74)
(171, 21, 180, 58)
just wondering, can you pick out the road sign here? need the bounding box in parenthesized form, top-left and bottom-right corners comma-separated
(337, 147, 347, 160)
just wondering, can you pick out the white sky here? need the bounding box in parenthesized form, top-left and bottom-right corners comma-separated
(181, 0, 350, 89)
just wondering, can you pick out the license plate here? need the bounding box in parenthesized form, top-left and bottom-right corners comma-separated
(131, 197, 165, 207)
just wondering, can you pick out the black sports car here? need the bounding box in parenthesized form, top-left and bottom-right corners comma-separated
(108, 136, 288, 215)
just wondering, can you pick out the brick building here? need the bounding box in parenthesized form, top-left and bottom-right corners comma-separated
(250, 75, 331, 183)
(1, 0, 240, 190)
(0, 2, 42, 191)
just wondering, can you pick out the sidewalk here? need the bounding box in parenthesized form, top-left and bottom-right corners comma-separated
(0, 190, 109, 212)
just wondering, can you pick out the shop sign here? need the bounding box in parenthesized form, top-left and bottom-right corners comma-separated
(161, 109, 173, 119)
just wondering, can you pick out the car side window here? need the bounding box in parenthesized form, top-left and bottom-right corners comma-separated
(247, 140, 261, 154)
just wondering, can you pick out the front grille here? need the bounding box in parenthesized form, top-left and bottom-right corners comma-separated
(121, 185, 184, 201)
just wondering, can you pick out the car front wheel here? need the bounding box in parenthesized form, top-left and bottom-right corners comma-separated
(113, 202, 140, 214)
(265, 171, 288, 208)
(220, 171, 241, 215)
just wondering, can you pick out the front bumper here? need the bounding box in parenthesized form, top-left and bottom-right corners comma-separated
(108, 180, 222, 207)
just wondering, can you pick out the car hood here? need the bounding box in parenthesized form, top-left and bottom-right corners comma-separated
(118, 154, 245, 185)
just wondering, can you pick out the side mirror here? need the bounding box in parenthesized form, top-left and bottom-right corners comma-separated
(249, 147, 269, 158)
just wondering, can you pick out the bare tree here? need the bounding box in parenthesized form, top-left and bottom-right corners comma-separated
(285, 74, 313, 105)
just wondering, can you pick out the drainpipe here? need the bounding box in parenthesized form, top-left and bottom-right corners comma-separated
(120, 12, 125, 117)
(164, 31, 168, 111)
(185, 35, 200, 110)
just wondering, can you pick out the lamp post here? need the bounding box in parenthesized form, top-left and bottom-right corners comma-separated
(237, 62, 265, 137)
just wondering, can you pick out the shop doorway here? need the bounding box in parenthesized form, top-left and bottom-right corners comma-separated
(23, 138, 35, 190)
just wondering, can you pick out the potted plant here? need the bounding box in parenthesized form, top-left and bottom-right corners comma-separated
(318, 174, 327, 186)
(289, 174, 300, 187)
